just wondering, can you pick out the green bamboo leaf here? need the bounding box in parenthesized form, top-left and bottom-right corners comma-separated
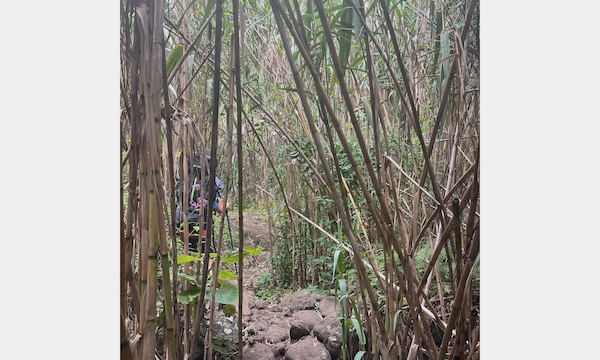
(361, 97, 373, 124)
(201, 0, 216, 25)
(214, 283, 239, 305)
(349, 297, 361, 324)
(337, 279, 347, 316)
(393, 309, 402, 334)
(354, 351, 366, 360)
(338, 0, 354, 72)
(332, 249, 341, 278)
(279, 87, 299, 93)
(165, 44, 183, 77)
(337, 251, 346, 274)
(350, 318, 366, 345)
(434, 11, 442, 65)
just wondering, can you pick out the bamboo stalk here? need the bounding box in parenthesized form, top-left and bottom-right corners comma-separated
(157, 10, 180, 360)
(233, 0, 245, 354)
(207, 31, 237, 360)
(271, 0, 395, 262)
(271, 5, 392, 352)
(121, 311, 134, 360)
(189, 0, 223, 357)
(437, 226, 479, 360)
(143, 189, 160, 360)
(166, 11, 216, 85)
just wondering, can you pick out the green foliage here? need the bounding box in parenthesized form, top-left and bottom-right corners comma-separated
(165, 44, 183, 77)
(415, 239, 451, 297)
(177, 254, 203, 264)
(221, 245, 264, 263)
(213, 283, 239, 305)
(211, 334, 238, 360)
(255, 271, 275, 300)
(179, 285, 203, 305)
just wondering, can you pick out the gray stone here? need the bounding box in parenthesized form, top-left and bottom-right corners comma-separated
(253, 320, 268, 332)
(313, 314, 343, 359)
(292, 310, 322, 330)
(318, 296, 337, 318)
(264, 323, 288, 344)
(274, 342, 287, 355)
(280, 289, 324, 311)
(289, 319, 310, 339)
(285, 336, 332, 360)
(243, 342, 274, 360)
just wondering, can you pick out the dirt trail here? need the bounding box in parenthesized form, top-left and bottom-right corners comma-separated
(223, 212, 343, 360)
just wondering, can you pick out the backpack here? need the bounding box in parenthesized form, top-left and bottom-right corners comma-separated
(175, 150, 224, 227)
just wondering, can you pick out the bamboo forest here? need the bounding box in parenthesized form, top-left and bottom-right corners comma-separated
(119, 0, 480, 358)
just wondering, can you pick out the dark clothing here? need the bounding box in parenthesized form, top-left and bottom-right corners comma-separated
(175, 151, 224, 253)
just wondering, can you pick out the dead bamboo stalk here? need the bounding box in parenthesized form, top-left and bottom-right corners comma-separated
(437, 225, 479, 360)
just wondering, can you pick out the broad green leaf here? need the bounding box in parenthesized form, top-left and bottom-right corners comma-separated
(177, 254, 202, 265)
(166, 44, 183, 77)
(219, 269, 238, 280)
(179, 285, 202, 305)
(215, 283, 239, 305)
(178, 272, 197, 285)
(244, 245, 264, 255)
(222, 246, 264, 263)
(222, 250, 247, 264)
(223, 304, 237, 316)
(218, 269, 237, 286)
(157, 309, 165, 327)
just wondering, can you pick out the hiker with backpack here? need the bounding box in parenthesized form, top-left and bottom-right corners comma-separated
(175, 149, 230, 254)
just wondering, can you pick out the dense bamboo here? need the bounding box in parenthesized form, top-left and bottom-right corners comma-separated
(121, 0, 480, 357)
